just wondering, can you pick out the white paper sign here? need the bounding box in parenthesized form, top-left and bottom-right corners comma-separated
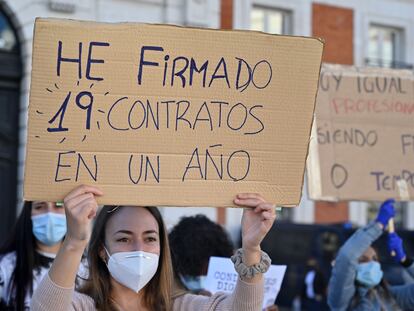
(204, 256, 287, 309)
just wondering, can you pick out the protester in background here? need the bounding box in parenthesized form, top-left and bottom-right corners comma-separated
(301, 258, 329, 311)
(0, 201, 67, 310)
(169, 214, 281, 311)
(169, 214, 234, 295)
(31, 185, 276, 311)
(328, 199, 414, 311)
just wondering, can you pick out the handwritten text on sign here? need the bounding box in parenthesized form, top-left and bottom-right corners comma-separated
(24, 18, 323, 207)
(50, 46, 269, 180)
(307, 64, 414, 201)
(204, 257, 287, 310)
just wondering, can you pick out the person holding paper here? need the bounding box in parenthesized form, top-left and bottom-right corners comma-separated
(0, 201, 85, 310)
(301, 258, 329, 311)
(31, 185, 276, 311)
(327, 199, 414, 311)
(169, 214, 281, 311)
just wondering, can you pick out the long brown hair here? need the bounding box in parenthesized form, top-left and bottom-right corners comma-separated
(350, 247, 400, 310)
(79, 205, 173, 311)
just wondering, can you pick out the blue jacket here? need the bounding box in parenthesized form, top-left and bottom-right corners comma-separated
(328, 222, 414, 311)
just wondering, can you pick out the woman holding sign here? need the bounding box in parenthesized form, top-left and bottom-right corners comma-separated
(328, 199, 414, 311)
(31, 185, 275, 311)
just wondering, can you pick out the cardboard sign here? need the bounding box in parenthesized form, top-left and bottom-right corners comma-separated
(24, 18, 323, 207)
(307, 64, 414, 201)
(204, 256, 287, 309)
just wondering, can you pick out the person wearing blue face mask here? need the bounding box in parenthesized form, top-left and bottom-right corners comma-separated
(0, 201, 72, 310)
(328, 199, 414, 311)
(31, 207, 67, 246)
(169, 214, 281, 311)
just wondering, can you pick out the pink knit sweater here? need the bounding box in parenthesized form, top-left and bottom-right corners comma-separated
(31, 273, 264, 310)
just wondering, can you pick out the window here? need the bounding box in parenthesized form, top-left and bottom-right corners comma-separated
(366, 24, 410, 69)
(0, 12, 17, 52)
(250, 6, 292, 35)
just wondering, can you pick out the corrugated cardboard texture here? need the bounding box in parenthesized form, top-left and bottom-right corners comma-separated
(24, 18, 323, 207)
(308, 64, 414, 202)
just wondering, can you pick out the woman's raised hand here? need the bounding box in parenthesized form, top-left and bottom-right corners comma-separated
(235, 193, 276, 252)
(63, 185, 103, 247)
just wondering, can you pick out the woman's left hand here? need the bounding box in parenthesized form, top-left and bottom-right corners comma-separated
(235, 193, 276, 252)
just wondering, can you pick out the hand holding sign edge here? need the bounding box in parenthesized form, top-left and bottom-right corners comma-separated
(234, 193, 276, 283)
(64, 184, 103, 249)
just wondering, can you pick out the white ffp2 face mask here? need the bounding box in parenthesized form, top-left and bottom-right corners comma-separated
(105, 247, 159, 293)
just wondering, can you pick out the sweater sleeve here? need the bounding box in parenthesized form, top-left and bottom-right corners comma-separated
(0, 253, 15, 305)
(31, 273, 95, 311)
(0, 259, 4, 292)
(389, 284, 414, 310)
(404, 261, 414, 279)
(0, 263, 5, 304)
(173, 277, 264, 311)
(327, 222, 383, 311)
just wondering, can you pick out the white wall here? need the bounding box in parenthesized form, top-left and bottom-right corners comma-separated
(292, 176, 315, 224)
(405, 202, 414, 230)
(160, 206, 218, 231)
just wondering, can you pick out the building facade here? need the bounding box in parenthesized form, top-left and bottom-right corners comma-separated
(0, 0, 413, 243)
(232, 0, 414, 233)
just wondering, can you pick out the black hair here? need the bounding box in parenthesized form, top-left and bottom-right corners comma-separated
(169, 214, 234, 277)
(0, 201, 50, 311)
(350, 278, 398, 309)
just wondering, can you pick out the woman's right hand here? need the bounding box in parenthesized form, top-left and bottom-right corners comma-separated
(63, 185, 103, 247)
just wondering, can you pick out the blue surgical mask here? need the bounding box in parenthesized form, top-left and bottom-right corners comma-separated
(31, 213, 67, 246)
(180, 275, 207, 291)
(356, 261, 383, 288)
